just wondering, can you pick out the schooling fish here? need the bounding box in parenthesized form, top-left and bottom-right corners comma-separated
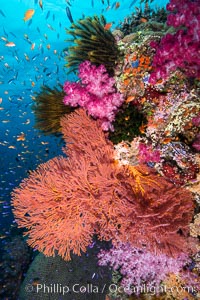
(66, 6, 74, 23)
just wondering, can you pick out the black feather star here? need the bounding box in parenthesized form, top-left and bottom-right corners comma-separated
(65, 15, 120, 76)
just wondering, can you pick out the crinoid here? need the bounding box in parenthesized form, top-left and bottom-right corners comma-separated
(65, 15, 120, 76)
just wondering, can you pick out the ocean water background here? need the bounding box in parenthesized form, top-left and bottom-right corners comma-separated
(0, 0, 168, 235)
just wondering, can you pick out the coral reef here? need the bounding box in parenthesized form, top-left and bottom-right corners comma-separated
(118, 0, 168, 36)
(10, 2, 200, 299)
(12, 109, 194, 261)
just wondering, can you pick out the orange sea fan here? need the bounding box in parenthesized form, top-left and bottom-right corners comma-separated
(12, 109, 194, 260)
(11, 110, 133, 260)
(117, 165, 194, 257)
(60, 108, 115, 163)
(12, 156, 96, 260)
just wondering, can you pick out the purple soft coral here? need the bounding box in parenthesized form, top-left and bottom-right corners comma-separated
(149, 0, 200, 84)
(63, 61, 124, 131)
(98, 243, 189, 295)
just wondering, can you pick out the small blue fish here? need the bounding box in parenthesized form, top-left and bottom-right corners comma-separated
(0, 9, 6, 17)
(28, 19, 33, 26)
(66, 6, 74, 23)
(111, 1, 116, 9)
(3, 27, 8, 37)
(66, 0, 72, 6)
(9, 32, 17, 38)
(46, 11, 50, 19)
(129, 0, 137, 8)
(131, 60, 139, 68)
(32, 54, 40, 61)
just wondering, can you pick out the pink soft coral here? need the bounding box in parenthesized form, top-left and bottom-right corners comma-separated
(149, 0, 200, 84)
(63, 60, 124, 131)
(138, 142, 161, 164)
(98, 242, 189, 295)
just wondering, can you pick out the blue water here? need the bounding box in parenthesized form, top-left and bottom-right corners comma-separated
(0, 0, 168, 240)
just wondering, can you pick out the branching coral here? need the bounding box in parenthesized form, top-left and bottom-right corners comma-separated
(63, 60, 124, 131)
(12, 109, 194, 261)
(32, 85, 74, 135)
(65, 15, 120, 75)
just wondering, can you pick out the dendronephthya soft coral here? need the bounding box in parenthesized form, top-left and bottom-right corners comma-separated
(149, 0, 200, 84)
(63, 60, 124, 131)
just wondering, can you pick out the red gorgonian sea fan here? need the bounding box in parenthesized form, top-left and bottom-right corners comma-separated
(11, 109, 194, 260)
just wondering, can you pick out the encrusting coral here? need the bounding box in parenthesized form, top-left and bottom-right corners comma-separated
(12, 110, 194, 261)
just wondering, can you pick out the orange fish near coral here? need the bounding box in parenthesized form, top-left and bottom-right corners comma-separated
(126, 95, 135, 103)
(104, 22, 113, 30)
(23, 9, 35, 22)
(162, 137, 173, 144)
(140, 17, 148, 23)
(139, 123, 147, 134)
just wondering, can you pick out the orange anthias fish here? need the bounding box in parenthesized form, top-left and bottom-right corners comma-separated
(5, 42, 16, 47)
(17, 133, 26, 141)
(126, 95, 135, 103)
(23, 9, 35, 22)
(139, 123, 147, 134)
(104, 22, 113, 30)
(140, 17, 148, 23)
(31, 43, 35, 50)
(115, 2, 120, 9)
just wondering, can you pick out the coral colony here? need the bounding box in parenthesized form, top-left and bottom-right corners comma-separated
(12, 0, 200, 299)
(149, 0, 200, 83)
